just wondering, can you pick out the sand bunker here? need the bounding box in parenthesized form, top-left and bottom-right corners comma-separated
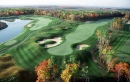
(127, 21, 130, 24)
(76, 44, 89, 50)
(38, 37, 62, 48)
(27, 24, 32, 27)
(85, 21, 93, 23)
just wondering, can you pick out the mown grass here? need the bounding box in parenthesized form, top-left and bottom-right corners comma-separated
(28, 17, 52, 30)
(4, 16, 63, 71)
(116, 34, 130, 63)
(0, 15, 112, 79)
(48, 19, 111, 55)
(109, 29, 130, 63)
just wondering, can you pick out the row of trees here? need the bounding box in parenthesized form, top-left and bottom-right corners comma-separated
(34, 9, 125, 21)
(124, 14, 130, 20)
(35, 55, 89, 82)
(0, 8, 127, 22)
(96, 16, 130, 81)
(0, 9, 35, 16)
(107, 58, 130, 82)
(109, 17, 130, 31)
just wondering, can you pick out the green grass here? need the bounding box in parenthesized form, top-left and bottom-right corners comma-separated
(119, 40, 130, 54)
(116, 53, 130, 63)
(11, 42, 50, 70)
(76, 50, 108, 77)
(4, 40, 17, 46)
(109, 30, 130, 63)
(0, 15, 112, 78)
(27, 17, 52, 30)
(48, 19, 110, 56)
(117, 39, 130, 63)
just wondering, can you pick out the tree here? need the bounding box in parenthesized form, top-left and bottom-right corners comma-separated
(60, 63, 79, 82)
(96, 30, 100, 41)
(69, 55, 76, 63)
(35, 58, 58, 82)
(107, 58, 118, 72)
(80, 66, 89, 82)
(35, 60, 50, 82)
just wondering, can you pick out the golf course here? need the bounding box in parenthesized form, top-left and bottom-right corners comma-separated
(0, 8, 130, 82)
(48, 19, 110, 55)
(0, 15, 110, 72)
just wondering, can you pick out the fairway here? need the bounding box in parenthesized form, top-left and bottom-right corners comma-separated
(29, 17, 52, 30)
(118, 40, 130, 54)
(48, 19, 110, 55)
(117, 39, 130, 63)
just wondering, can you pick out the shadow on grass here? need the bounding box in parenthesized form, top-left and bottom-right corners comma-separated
(0, 71, 37, 82)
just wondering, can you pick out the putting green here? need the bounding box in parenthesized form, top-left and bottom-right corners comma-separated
(28, 17, 52, 30)
(48, 19, 110, 55)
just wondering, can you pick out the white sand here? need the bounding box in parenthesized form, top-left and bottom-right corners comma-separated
(27, 24, 32, 27)
(37, 37, 62, 48)
(127, 21, 130, 24)
(76, 44, 89, 50)
(38, 39, 51, 44)
(85, 21, 93, 23)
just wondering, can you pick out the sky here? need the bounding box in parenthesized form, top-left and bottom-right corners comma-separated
(0, 0, 130, 8)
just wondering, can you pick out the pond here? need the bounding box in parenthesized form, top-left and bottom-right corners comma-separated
(0, 19, 30, 43)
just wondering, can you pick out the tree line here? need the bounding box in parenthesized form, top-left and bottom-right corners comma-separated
(0, 8, 35, 16)
(34, 9, 125, 21)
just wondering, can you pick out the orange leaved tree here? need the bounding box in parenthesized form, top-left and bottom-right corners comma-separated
(35, 58, 57, 82)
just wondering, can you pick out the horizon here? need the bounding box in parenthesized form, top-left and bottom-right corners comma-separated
(0, 5, 130, 9)
(0, 0, 130, 8)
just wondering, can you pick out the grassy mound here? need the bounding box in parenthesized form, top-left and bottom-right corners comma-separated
(48, 19, 110, 55)
(0, 55, 23, 78)
(4, 40, 17, 46)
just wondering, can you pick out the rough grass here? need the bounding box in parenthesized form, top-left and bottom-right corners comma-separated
(48, 19, 110, 55)
(0, 55, 23, 78)
(76, 50, 108, 77)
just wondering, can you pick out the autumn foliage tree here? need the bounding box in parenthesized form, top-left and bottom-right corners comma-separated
(60, 63, 79, 82)
(35, 58, 57, 82)
(108, 58, 130, 81)
(114, 62, 129, 77)
(35, 60, 50, 82)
